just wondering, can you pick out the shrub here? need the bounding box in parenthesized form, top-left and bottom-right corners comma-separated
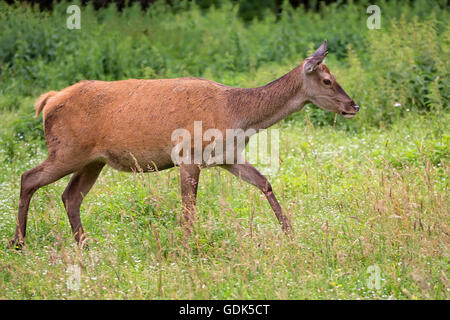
(0, 0, 447, 134)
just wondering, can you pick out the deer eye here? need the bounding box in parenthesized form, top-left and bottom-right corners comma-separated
(323, 79, 332, 85)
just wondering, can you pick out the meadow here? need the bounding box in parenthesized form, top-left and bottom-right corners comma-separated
(0, 0, 448, 299)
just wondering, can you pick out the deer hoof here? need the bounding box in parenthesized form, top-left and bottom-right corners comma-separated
(8, 238, 25, 250)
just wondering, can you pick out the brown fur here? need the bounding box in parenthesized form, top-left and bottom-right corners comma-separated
(35, 91, 57, 118)
(10, 41, 359, 247)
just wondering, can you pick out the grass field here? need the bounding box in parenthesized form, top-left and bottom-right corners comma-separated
(1, 112, 448, 299)
(0, 0, 448, 299)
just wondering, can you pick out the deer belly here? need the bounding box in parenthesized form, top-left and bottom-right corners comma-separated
(102, 148, 175, 172)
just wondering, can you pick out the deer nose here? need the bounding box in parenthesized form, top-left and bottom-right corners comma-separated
(354, 105, 360, 112)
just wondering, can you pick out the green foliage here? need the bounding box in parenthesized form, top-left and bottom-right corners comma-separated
(0, 0, 448, 300)
(1, 109, 45, 162)
(0, 1, 447, 131)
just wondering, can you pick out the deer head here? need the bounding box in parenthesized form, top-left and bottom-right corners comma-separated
(302, 40, 359, 118)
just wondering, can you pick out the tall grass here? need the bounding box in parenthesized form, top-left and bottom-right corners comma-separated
(0, 1, 448, 299)
(0, 112, 448, 299)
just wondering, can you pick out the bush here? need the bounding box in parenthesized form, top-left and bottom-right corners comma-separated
(0, 0, 447, 134)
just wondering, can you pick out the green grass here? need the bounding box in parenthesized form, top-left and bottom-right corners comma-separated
(0, 112, 448, 299)
(0, 0, 448, 300)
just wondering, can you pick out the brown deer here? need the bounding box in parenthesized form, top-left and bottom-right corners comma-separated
(10, 40, 359, 248)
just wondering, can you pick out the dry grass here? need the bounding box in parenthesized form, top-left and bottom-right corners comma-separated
(0, 112, 448, 299)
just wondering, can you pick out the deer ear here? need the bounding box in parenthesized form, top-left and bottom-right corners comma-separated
(304, 40, 328, 74)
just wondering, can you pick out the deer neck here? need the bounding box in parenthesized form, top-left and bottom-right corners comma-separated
(227, 64, 307, 131)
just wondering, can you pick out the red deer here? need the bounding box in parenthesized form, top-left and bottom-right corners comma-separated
(10, 40, 359, 248)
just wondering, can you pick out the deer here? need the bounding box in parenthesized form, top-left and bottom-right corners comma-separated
(9, 40, 359, 248)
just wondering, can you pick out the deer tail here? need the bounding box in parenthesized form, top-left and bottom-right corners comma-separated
(35, 91, 57, 118)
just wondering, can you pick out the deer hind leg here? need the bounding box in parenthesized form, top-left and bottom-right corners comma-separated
(61, 161, 105, 245)
(222, 161, 292, 233)
(10, 158, 76, 248)
(179, 164, 201, 235)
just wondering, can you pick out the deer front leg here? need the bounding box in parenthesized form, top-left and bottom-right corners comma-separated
(222, 161, 292, 234)
(179, 164, 201, 235)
